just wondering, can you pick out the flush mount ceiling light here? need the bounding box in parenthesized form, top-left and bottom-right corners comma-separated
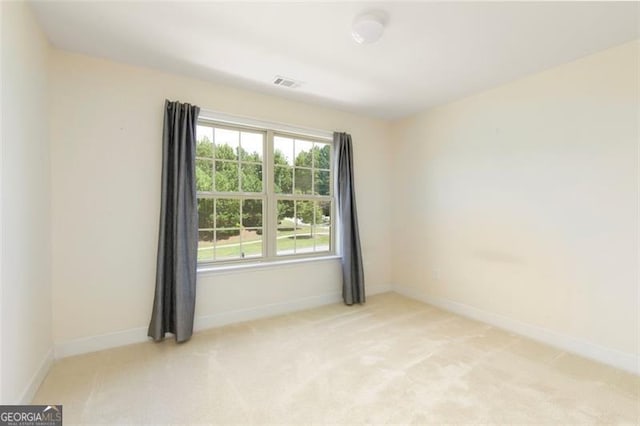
(351, 12, 387, 44)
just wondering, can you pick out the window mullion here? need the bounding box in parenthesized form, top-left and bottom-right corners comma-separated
(265, 130, 276, 260)
(213, 199, 217, 262)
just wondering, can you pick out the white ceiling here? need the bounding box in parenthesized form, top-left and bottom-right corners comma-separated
(31, 1, 639, 119)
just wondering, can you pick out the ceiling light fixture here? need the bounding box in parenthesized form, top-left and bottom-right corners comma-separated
(351, 12, 387, 45)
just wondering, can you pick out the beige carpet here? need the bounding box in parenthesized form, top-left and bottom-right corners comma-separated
(34, 293, 638, 424)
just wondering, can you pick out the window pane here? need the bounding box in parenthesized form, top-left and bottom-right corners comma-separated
(295, 139, 313, 167)
(215, 128, 239, 160)
(242, 199, 262, 227)
(276, 228, 295, 256)
(315, 201, 331, 252)
(318, 200, 332, 223)
(274, 165, 293, 194)
(314, 170, 330, 195)
(198, 230, 214, 262)
(277, 200, 294, 226)
(294, 168, 312, 194)
(296, 200, 315, 227)
(216, 199, 240, 229)
(240, 163, 262, 193)
(215, 229, 241, 260)
(198, 125, 213, 142)
(293, 199, 314, 252)
(241, 228, 262, 258)
(198, 198, 214, 229)
(215, 161, 239, 192)
(196, 159, 213, 192)
(277, 199, 296, 255)
(314, 143, 331, 169)
(295, 240, 316, 254)
(312, 227, 330, 252)
(274, 136, 294, 166)
(240, 132, 263, 162)
(196, 126, 214, 158)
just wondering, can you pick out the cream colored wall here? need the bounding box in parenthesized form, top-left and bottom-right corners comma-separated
(391, 41, 639, 363)
(1, 1, 52, 403)
(49, 51, 392, 344)
(27, 15, 639, 374)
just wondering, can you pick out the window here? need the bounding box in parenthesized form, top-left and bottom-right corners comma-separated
(196, 120, 334, 265)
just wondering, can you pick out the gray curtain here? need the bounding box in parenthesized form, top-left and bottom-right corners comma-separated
(148, 100, 200, 342)
(334, 132, 365, 305)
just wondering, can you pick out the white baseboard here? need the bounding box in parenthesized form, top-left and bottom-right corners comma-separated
(54, 325, 149, 359)
(19, 348, 53, 404)
(53, 283, 393, 359)
(368, 283, 393, 296)
(54, 288, 377, 359)
(195, 284, 391, 331)
(193, 292, 343, 331)
(394, 285, 639, 375)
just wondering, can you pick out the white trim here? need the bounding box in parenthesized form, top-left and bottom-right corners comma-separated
(56, 290, 345, 358)
(199, 109, 333, 141)
(198, 254, 340, 276)
(394, 285, 639, 374)
(54, 327, 149, 359)
(367, 283, 393, 296)
(54, 284, 393, 359)
(198, 286, 393, 331)
(19, 348, 53, 404)
(193, 292, 342, 331)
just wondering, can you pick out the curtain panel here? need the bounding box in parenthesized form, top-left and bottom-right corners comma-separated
(334, 132, 365, 305)
(148, 100, 200, 342)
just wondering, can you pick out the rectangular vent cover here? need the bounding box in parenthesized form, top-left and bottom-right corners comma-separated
(273, 76, 300, 88)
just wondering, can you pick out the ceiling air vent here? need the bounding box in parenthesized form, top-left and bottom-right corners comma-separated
(273, 75, 301, 89)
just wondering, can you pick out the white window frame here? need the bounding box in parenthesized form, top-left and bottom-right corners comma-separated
(197, 110, 336, 267)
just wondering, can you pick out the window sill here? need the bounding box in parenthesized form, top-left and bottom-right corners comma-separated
(197, 255, 341, 276)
